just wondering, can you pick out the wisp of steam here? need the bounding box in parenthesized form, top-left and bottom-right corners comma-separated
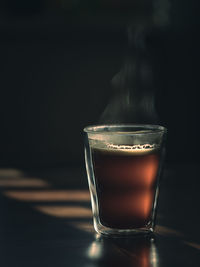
(99, 0, 171, 124)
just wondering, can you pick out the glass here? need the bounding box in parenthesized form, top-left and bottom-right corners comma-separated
(84, 124, 167, 236)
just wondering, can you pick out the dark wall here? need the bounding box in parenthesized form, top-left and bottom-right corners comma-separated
(0, 1, 199, 167)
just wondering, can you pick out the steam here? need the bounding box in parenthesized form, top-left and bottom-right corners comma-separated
(153, 0, 171, 27)
(99, 1, 171, 124)
(99, 24, 158, 124)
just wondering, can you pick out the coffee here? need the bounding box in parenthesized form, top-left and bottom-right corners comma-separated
(91, 145, 160, 229)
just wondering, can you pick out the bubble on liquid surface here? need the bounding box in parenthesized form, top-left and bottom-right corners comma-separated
(90, 142, 159, 155)
(107, 143, 156, 150)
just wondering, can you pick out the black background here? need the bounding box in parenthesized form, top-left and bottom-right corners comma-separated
(0, 0, 199, 167)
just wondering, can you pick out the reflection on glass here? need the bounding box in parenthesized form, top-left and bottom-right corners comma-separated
(86, 236, 159, 267)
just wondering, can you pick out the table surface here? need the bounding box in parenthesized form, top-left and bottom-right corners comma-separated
(0, 163, 199, 267)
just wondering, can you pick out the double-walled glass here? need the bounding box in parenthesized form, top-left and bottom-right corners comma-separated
(84, 124, 167, 236)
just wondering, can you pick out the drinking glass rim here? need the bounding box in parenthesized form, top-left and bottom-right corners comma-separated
(84, 124, 167, 135)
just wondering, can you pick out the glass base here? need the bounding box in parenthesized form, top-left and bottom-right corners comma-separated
(94, 220, 154, 237)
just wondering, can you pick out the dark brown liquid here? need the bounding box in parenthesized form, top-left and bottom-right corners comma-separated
(92, 146, 160, 229)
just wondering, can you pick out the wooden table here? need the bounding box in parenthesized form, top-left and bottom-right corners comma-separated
(0, 164, 199, 266)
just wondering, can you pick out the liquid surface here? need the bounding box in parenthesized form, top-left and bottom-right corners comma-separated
(91, 145, 160, 229)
